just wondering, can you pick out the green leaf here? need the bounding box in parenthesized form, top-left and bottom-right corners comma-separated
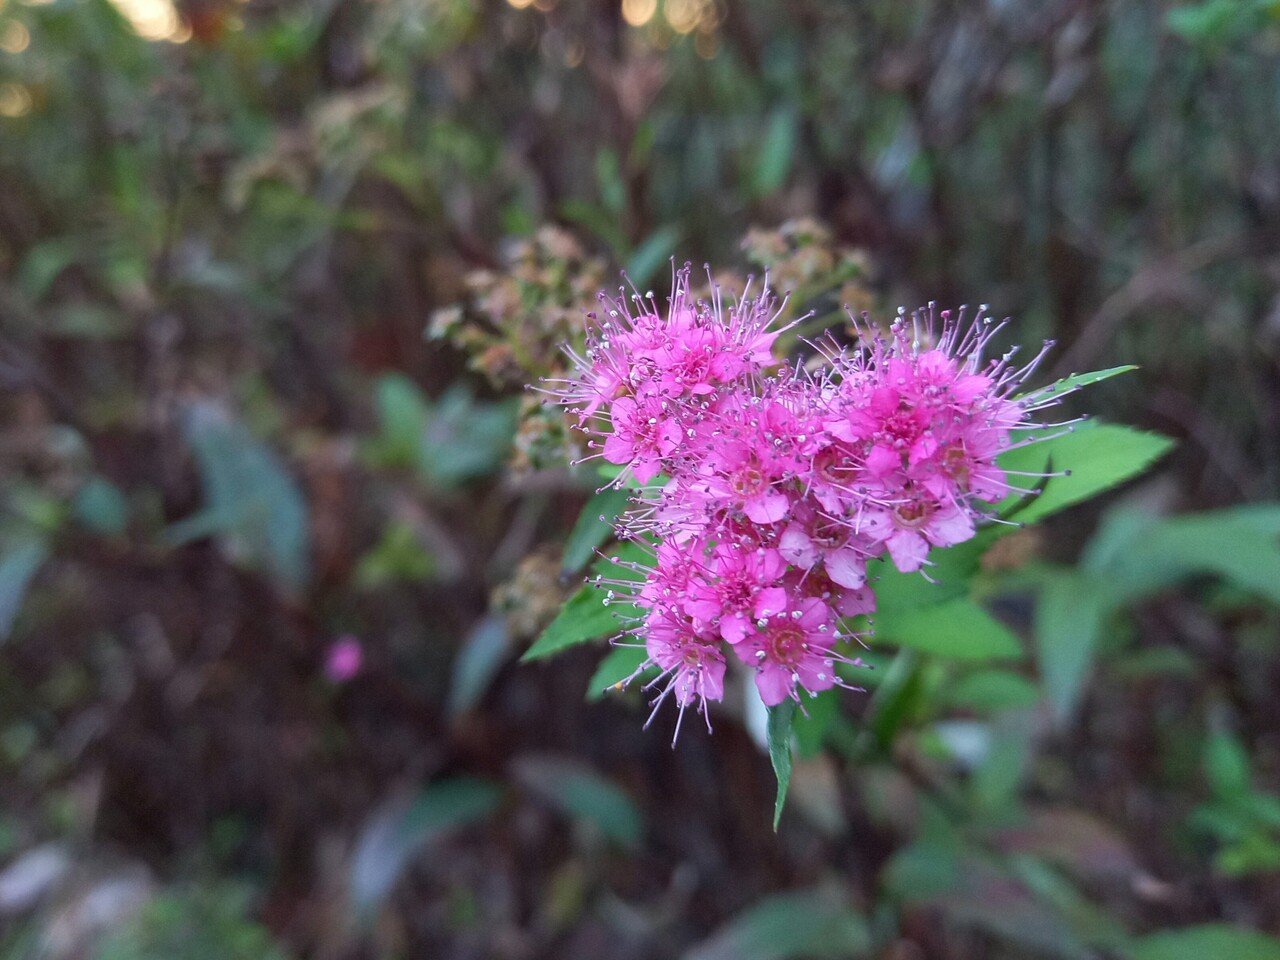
(944, 669, 1040, 712)
(999, 422, 1174, 524)
(561, 486, 631, 574)
(417, 385, 517, 488)
(683, 886, 871, 960)
(370, 377, 516, 487)
(512, 755, 643, 848)
(625, 224, 682, 287)
(446, 614, 509, 717)
(866, 651, 926, 748)
(0, 539, 48, 644)
(72, 476, 129, 536)
(1087, 506, 1280, 605)
(1205, 729, 1253, 800)
(586, 645, 651, 701)
(522, 544, 648, 661)
(351, 777, 502, 912)
(1019, 365, 1137, 401)
(1133, 925, 1280, 960)
(870, 531, 996, 613)
(1035, 572, 1118, 723)
(767, 700, 797, 830)
(792, 689, 838, 758)
(875, 598, 1022, 661)
(595, 147, 626, 216)
(168, 404, 310, 592)
(370, 373, 430, 470)
(751, 109, 798, 198)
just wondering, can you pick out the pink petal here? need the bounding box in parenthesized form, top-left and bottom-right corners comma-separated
(744, 490, 789, 524)
(865, 443, 901, 478)
(753, 587, 788, 620)
(825, 548, 867, 588)
(720, 613, 750, 645)
(755, 663, 793, 707)
(887, 530, 929, 572)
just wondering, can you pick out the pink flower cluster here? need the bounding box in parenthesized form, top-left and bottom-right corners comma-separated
(548, 268, 1057, 733)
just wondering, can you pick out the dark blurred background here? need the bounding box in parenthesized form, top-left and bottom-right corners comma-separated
(1, 0, 1279, 958)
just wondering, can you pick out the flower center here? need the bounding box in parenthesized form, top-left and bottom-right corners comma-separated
(768, 625, 806, 665)
(729, 465, 766, 497)
(893, 498, 933, 529)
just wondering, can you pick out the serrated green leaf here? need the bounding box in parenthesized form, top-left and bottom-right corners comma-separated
(1000, 422, 1174, 524)
(767, 700, 796, 830)
(586, 645, 651, 701)
(875, 598, 1022, 661)
(1019, 365, 1137, 401)
(522, 543, 649, 661)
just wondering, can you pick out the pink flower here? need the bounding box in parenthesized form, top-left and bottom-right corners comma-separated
(643, 607, 728, 733)
(548, 286, 1067, 737)
(600, 395, 682, 483)
(684, 544, 788, 644)
(736, 596, 842, 706)
(325, 637, 363, 683)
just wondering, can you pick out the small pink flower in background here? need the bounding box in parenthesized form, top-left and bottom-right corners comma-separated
(325, 636, 363, 683)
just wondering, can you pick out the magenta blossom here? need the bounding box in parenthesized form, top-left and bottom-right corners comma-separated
(546, 278, 1066, 737)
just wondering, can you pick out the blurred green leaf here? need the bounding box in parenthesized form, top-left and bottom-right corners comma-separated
(793, 689, 839, 758)
(944, 669, 1040, 712)
(167, 404, 309, 592)
(561, 486, 631, 574)
(447, 614, 510, 716)
(353, 522, 437, 588)
(17, 238, 79, 302)
(750, 109, 798, 198)
(625, 224, 682, 288)
(1133, 925, 1280, 960)
(418, 386, 517, 488)
(1205, 729, 1253, 800)
(371, 373, 430, 470)
(767, 700, 796, 830)
(595, 148, 626, 217)
(1087, 506, 1280, 605)
(870, 531, 996, 613)
(1035, 572, 1118, 723)
(370, 377, 516, 488)
(875, 598, 1022, 661)
(351, 778, 502, 914)
(0, 540, 48, 644)
(683, 886, 870, 960)
(512, 755, 642, 848)
(72, 476, 129, 536)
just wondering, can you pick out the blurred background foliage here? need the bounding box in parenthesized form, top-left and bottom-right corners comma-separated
(0, 0, 1278, 957)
